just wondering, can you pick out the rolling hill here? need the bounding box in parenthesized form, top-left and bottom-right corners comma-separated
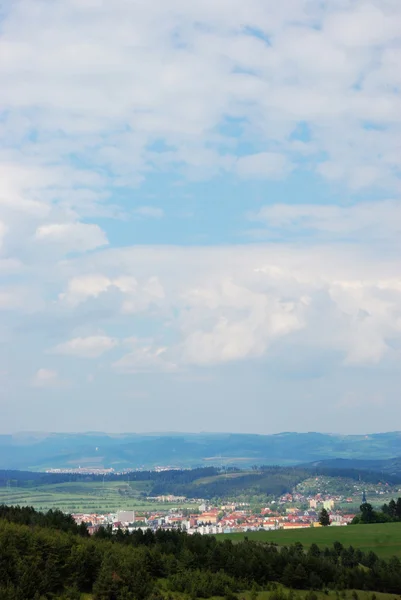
(2, 431, 401, 471)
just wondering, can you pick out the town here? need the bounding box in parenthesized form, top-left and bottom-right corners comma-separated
(71, 489, 360, 535)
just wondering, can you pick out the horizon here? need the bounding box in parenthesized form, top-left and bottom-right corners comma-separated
(3, 429, 401, 437)
(1, 1, 400, 434)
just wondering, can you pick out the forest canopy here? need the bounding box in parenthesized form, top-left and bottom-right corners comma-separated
(1, 505, 401, 599)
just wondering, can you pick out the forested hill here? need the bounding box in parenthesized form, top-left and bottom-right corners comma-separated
(2, 431, 401, 470)
(302, 457, 401, 476)
(2, 505, 401, 599)
(2, 463, 401, 500)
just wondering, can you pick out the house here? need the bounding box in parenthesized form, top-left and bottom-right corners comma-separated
(282, 523, 310, 530)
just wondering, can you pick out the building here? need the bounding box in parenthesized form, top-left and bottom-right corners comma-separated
(117, 510, 135, 524)
(198, 510, 219, 524)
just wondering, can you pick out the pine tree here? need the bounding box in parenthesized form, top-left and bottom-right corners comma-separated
(319, 508, 330, 526)
(396, 497, 401, 519)
(388, 499, 396, 518)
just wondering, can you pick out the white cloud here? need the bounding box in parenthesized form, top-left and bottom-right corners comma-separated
(55, 243, 401, 368)
(59, 274, 112, 306)
(325, 5, 401, 48)
(0, 164, 51, 217)
(52, 335, 118, 358)
(35, 222, 108, 253)
(0, 162, 110, 269)
(250, 200, 401, 241)
(134, 206, 164, 218)
(31, 368, 62, 388)
(0, 0, 401, 427)
(180, 278, 304, 365)
(113, 339, 177, 373)
(60, 273, 165, 311)
(236, 153, 291, 179)
(0, 221, 7, 249)
(0, 286, 43, 312)
(0, 0, 400, 191)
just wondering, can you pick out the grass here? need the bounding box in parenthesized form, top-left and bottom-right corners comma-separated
(0, 481, 198, 513)
(239, 591, 399, 600)
(157, 587, 400, 600)
(224, 522, 401, 559)
(75, 593, 401, 600)
(195, 472, 254, 485)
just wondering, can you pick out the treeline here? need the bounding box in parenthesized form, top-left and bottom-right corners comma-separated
(0, 505, 89, 536)
(2, 506, 401, 599)
(0, 467, 220, 488)
(352, 498, 401, 524)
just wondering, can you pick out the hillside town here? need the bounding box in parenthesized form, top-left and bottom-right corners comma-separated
(71, 491, 357, 535)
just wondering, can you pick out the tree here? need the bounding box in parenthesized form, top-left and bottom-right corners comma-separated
(396, 497, 401, 519)
(319, 508, 330, 526)
(360, 503, 375, 524)
(388, 499, 396, 518)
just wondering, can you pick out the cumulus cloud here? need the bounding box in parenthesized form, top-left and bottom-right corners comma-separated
(35, 222, 108, 253)
(249, 200, 401, 242)
(52, 335, 118, 358)
(236, 153, 291, 179)
(0, 0, 400, 190)
(0, 0, 401, 432)
(0, 162, 109, 267)
(179, 278, 304, 365)
(54, 243, 401, 369)
(59, 275, 113, 306)
(31, 368, 62, 388)
(0, 164, 51, 218)
(59, 273, 165, 311)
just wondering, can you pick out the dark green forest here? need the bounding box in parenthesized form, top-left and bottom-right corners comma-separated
(2, 506, 401, 599)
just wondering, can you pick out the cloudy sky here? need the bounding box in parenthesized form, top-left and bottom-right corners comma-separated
(1, 0, 401, 434)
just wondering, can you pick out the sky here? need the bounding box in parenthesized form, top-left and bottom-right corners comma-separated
(0, 0, 401, 435)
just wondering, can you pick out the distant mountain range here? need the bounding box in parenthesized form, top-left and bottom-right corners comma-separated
(1, 431, 401, 471)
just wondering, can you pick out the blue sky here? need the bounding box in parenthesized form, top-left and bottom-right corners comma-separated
(0, 0, 401, 434)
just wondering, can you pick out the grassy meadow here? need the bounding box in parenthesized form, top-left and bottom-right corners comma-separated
(82, 590, 401, 600)
(225, 522, 401, 559)
(235, 591, 398, 600)
(239, 591, 398, 600)
(0, 480, 198, 513)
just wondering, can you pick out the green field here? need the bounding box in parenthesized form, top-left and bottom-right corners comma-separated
(0, 481, 198, 513)
(225, 523, 401, 559)
(157, 586, 400, 600)
(81, 590, 400, 600)
(237, 591, 398, 600)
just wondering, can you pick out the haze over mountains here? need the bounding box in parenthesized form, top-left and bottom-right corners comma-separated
(1, 431, 401, 471)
